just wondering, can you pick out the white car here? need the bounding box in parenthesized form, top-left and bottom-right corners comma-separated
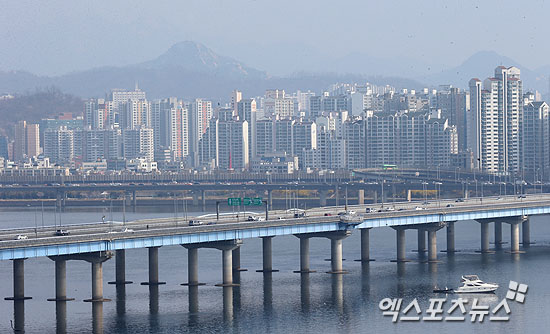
(415, 207, 425, 210)
(15, 235, 28, 240)
(120, 228, 134, 233)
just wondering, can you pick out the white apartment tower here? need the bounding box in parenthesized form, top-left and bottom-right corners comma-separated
(468, 66, 523, 174)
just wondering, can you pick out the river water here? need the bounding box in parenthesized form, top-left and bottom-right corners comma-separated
(0, 207, 549, 333)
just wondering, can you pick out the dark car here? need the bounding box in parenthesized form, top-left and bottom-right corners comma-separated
(455, 198, 464, 202)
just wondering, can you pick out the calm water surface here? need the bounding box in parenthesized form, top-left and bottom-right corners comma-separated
(0, 207, 549, 333)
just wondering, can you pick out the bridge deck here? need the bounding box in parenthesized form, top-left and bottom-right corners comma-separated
(0, 195, 549, 260)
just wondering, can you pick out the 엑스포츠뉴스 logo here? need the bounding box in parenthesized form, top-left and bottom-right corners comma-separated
(379, 280, 528, 323)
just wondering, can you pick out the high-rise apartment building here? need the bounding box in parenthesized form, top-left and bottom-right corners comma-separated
(188, 99, 213, 166)
(365, 111, 456, 168)
(44, 126, 74, 164)
(217, 120, 249, 170)
(522, 101, 550, 179)
(123, 127, 154, 161)
(0, 135, 8, 159)
(468, 66, 522, 174)
(13, 121, 40, 161)
(26, 123, 40, 158)
(237, 99, 257, 158)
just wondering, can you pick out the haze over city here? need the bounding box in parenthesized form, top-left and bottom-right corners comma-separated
(1, 2, 550, 334)
(2, 0, 550, 79)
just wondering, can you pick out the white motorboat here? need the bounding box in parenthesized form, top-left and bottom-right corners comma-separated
(455, 275, 498, 293)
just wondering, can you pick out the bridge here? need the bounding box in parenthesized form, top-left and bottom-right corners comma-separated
(0, 194, 547, 303)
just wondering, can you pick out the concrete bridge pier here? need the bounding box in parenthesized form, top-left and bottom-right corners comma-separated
(355, 228, 374, 262)
(183, 240, 242, 287)
(4, 259, 32, 301)
(293, 236, 315, 273)
(494, 222, 503, 249)
(257, 236, 279, 273)
(327, 231, 352, 274)
(181, 247, 205, 286)
(108, 249, 133, 285)
(335, 185, 339, 206)
(391, 227, 409, 263)
(81, 252, 113, 302)
(192, 192, 200, 207)
(319, 190, 328, 206)
(132, 190, 137, 209)
(505, 216, 526, 254)
(476, 220, 494, 253)
(201, 190, 206, 211)
(358, 189, 365, 205)
(425, 224, 445, 263)
(232, 248, 247, 272)
(417, 229, 427, 253)
(445, 221, 456, 253)
(522, 219, 531, 246)
(215, 241, 242, 287)
(47, 259, 75, 301)
(141, 247, 166, 286)
(267, 190, 273, 208)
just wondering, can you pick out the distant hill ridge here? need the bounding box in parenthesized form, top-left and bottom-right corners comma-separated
(0, 41, 547, 101)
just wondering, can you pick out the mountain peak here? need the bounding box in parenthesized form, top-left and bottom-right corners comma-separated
(136, 40, 266, 79)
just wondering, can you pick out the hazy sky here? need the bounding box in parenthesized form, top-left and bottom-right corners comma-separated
(1, 0, 549, 76)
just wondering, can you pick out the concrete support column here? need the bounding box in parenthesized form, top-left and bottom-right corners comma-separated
(215, 242, 241, 287)
(232, 247, 247, 271)
(294, 237, 315, 273)
(201, 190, 206, 211)
(495, 222, 503, 248)
(132, 190, 137, 207)
(50, 251, 112, 303)
(355, 228, 374, 262)
(48, 260, 74, 301)
(5, 259, 31, 301)
(335, 186, 339, 206)
(358, 189, 365, 205)
(222, 249, 233, 286)
(407, 189, 412, 202)
(522, 219, 531, 245)
(319, 190, 327, 206)
(267, 190, 273, 208)
(510, 222, 521, 253)
(325, 231, 351, 274)
(256, 237, 278, 273)
(393, 228, 408, 262)
(446, 222, 455, 253)
(109, 249, 133, 285)
(141, 247, 166, 285)
(232, 247, 240, 270)
(480, 222, 491, 253)
(91, 262, 104, 301)
(330, 238, 344, 273)
(428, 230, 438, 262)
(417, 229, 426, 252)
(181, 247, 205, 286)
(192, 192, 199, 206)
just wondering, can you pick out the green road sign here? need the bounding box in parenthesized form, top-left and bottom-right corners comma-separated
(228, 197, 262, 206)
(228, 197, 241, 206)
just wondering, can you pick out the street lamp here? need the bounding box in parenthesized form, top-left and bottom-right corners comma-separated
(381, 179, 385, 209)
(422, 181, 428, 204)
(434, 182, 442, 207)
